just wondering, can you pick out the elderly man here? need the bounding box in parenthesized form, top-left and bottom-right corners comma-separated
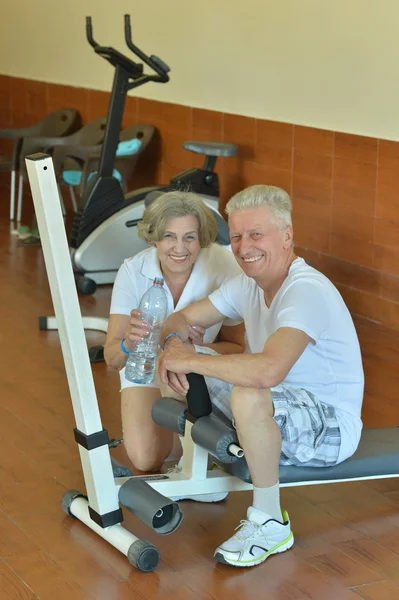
(158, 184, 364, 568)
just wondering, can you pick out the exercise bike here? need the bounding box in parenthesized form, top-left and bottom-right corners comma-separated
(39, 14, 236, 360)
(69, 15, 236, 297)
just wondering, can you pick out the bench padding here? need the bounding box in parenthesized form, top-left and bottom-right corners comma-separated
(218, 428, 399, 484)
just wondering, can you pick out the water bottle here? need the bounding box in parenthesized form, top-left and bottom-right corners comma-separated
(125, 277, 168, 384)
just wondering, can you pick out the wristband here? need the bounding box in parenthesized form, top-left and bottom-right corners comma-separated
(120, 338, 130, 355)
(162, 332, 183, 352)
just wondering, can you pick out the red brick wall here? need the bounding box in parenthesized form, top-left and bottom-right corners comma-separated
(1, 74, 398, 328)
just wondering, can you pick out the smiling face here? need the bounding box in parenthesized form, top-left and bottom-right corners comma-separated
(154, 215, 201, 278)
(229, 206, 293, 286)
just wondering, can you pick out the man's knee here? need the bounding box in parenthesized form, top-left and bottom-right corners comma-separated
(230, 385, 274, 419)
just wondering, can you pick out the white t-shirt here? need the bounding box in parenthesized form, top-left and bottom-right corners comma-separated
(110, 243, 243, 346)
(208, 257, 364, 463)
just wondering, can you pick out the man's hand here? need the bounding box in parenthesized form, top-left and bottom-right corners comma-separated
(158, 338, 196, 395)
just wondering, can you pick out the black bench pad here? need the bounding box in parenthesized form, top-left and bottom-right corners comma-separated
(216, 428, 399, 484)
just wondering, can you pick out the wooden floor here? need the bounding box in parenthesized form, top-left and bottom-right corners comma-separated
(1, 192, 399, 600)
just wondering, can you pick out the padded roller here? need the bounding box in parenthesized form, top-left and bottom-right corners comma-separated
(151, 397, 186, 435)
(191, 414, 240, 464)
(119, 477, 183, 535)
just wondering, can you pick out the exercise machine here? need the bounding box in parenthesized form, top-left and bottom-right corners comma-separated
(69, 13, 168, 296)
(69, 15, 235, 297)
(39, 14, 236, 355)
(27, 153, 399, 572)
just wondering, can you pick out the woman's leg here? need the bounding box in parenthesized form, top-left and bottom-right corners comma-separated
(121, 386, 178, 472)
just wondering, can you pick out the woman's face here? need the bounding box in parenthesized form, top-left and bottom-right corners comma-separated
(155, 215, 201, 277)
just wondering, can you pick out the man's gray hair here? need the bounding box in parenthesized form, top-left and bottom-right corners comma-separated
(225, 185, 292, 230)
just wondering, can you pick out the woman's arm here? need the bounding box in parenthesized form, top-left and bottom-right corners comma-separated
(104, 314, 131, 370)
(202, 322, 245, 355)
(104, 310, 149, 370)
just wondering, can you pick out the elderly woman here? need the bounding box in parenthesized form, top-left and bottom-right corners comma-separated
(104, 191, 245, 478)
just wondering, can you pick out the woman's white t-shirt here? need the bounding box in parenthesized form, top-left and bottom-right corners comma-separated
(110, 244, 242, 387)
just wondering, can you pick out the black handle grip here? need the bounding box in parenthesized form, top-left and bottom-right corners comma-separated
(124, 14, 170, 81)
(86, 16, 98, 48)
(150, 55, 170, 74)
(186, 373, 212, 419)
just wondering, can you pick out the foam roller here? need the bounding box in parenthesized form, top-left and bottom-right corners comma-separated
(191, 414, 241, 463)
(119, 477, 183, 535)
(151, 397, 186, 435)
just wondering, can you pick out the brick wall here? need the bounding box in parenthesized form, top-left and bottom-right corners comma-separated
(1, 74, 398, 328)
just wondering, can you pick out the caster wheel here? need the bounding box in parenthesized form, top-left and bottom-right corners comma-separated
(75, 274, 96, 295)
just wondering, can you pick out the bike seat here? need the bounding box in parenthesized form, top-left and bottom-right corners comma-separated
(183, 141, 238, 157)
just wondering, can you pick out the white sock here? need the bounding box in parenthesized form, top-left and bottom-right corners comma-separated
(253, 483, 283, 523)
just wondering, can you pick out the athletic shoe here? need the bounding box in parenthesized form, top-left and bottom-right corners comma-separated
(214, 506, 294, 567)
(168, 461, 228, 503)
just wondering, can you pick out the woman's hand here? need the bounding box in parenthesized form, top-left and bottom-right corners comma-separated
(187, 324, 206, 346)
(123, 309, 149, 351)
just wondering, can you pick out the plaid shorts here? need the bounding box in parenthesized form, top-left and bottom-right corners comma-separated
(196, 346, 341, 468)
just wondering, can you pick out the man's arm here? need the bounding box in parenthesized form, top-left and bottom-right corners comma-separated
(160, 298, 228, 349)
(158, 327, 311, 394)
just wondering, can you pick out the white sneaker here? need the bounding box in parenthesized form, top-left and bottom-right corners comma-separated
(167, 461, 228, 503)
(214, 506, 294, 567)
(171, 491, 228, 503)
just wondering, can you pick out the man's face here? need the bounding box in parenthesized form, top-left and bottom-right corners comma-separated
(229, 206, 292, 282)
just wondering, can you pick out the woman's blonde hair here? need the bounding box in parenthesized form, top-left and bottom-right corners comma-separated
(137, 191, 217, 247)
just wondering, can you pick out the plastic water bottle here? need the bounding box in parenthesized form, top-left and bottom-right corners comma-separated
(125, 277, 168, 384)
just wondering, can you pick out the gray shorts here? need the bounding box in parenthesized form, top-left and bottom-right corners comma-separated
(197, 347, 341, 468)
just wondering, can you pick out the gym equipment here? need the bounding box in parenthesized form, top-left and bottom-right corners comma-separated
(66, 14, 170, 295)
(39, 14, 236, 357)
(72, 140, 236, 295)
(66, 14, 235, 296)
(26, 152, 399, 572)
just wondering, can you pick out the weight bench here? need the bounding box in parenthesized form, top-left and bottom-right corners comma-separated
(26, 153, 399, 574)
(224, 427, 399, 485)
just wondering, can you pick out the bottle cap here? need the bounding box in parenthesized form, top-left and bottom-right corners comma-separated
(154, 277, 164, 285)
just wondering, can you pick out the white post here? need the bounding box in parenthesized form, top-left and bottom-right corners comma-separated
(16, 173, 23, 223)
(9, 169, 16, 220)
(41, 316, 109, 334)
(25, 153, 119, 519)
(181, 421, 209, 480)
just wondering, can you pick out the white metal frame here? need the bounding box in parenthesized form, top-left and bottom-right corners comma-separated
(43, 316, 109, 334)
(10, 169, 16, 221)
(26, 154, 398, 571)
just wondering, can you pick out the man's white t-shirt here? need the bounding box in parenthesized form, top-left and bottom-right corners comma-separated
(208, 257, 364, 463)
(110, 243, 242, 345)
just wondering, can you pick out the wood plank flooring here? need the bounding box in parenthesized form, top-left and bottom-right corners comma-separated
(0, 194, 399, 599)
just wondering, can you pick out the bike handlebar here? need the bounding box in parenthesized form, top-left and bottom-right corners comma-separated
(86, 14, 170, 83)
